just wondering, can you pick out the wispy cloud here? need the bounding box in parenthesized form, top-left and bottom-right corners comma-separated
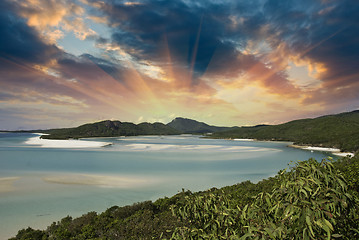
(0, 0, 358, 129)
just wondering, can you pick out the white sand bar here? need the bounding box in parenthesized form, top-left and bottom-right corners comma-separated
(233, 138, 255, 141)
(290, 145, 354, 157)
(122, 143, 279, 153)
(0, 177, 20, 192)
(42, 174, 157, 188)
(25, 135, 111, 148)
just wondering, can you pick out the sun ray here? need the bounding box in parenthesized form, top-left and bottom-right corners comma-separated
(300, 27, 346, 58)
(189, 14, 204, 82)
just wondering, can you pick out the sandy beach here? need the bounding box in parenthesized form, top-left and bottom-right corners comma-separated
(289, 145, 354, 157)
(25, 135, 112, 148)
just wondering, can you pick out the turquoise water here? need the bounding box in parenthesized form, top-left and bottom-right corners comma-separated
(0, 133, 335, 239)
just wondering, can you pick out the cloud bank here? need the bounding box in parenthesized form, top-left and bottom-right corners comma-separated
(0, 0, 358, 129)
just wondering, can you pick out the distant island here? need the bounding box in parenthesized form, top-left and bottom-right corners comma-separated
(10, 110, 358, 154)
(40, 117, 236, 139)
(40, 121, 180, 139)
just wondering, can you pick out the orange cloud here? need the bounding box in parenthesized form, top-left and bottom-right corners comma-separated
(15, 0, 97, 43)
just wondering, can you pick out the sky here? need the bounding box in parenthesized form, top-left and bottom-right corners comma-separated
(0, 0, 358, 130)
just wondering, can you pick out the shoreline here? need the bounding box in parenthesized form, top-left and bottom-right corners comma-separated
(289, 144, 354, 157)
(220, 137, 355, 157)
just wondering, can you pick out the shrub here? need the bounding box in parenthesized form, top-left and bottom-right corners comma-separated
(171, 159, 358, 240)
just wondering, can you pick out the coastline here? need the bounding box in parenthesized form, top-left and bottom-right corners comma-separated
(222, 137, 355, 157)
(289, 144, 354, 157)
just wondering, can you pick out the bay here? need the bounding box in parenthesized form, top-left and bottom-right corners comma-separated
(0, 133, 335, 239)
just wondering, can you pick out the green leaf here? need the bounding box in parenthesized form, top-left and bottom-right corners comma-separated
(300, 189, 308, 198)
(323, 218, 334, 231)
(239, 232, 254, 240)
(306, 216, 314, 236)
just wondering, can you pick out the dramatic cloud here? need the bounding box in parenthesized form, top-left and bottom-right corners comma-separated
(260, 0, 359, 106)
(0, 1, 60, 64)
(0, 0, 358, 129)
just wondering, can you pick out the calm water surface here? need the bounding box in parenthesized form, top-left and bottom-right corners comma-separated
(0, 133, 335, 239)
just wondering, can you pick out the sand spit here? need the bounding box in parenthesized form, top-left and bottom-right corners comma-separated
(290, 145, 354, 157)
(25, 135, 112, 148)
(233, 138, 255, 141)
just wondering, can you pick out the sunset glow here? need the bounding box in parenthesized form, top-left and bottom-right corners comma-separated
(1, 0, 358, 129)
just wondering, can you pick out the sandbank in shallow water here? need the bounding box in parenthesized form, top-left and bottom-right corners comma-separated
(0, 177, 20, 192)
(42, 174, 158, 188)
(25, 135, 111, 148)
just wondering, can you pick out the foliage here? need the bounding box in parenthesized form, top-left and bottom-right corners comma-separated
(41, 120, 181, 139)
(171, 158, 359, 240)
(10, 157, 359, 240)
(335, 154, 359, 192)
(211, 110, 359, 153)
(10, 227, 47, 240)
(167, 117, 237, 134)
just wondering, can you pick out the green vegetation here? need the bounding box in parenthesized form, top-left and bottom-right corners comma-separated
(171, 158, 359, 239)
(40, 117, 236, 139)
(10, 155, 359, 240)
(41, 120, 180, 139)
(167, 117, 236, 134)
(22, 111, 359, 154)
(211, 110, 359, 153)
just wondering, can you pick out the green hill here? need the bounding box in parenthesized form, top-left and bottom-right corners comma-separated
(42, 120, 180, 139)
(34, 110, 359, 152)
(167, 117, 236, 134)
(211, 110, 359, 153)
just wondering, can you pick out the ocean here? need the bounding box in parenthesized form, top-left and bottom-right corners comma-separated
(0, 133, 334, 239)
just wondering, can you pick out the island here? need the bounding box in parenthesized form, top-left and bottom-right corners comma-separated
(34, 110, 359, 155)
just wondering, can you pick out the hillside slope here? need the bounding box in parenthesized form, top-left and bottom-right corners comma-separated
(42, 120, 180, 139)
(167, 117, 235, 134)
(211, 110, 359, 152)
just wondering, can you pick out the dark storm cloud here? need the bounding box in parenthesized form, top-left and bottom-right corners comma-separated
(91, 0, 358, 101)
(97, 0, 246, 80)
(0, 0, 127, 103)
(0, 0, 77, 103)
(91, 0, 299, 93)
(263, 0, 359, 71)
(56, 54, 126, 82)
(0, 0, 60, 65)
(261, 0, 359, 105)
(0, 0, 124, 82)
